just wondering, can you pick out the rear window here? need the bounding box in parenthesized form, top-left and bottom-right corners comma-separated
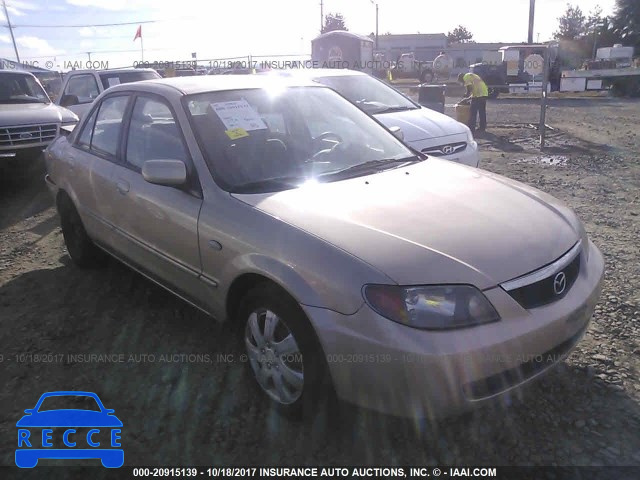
(99, 71, 160, 90)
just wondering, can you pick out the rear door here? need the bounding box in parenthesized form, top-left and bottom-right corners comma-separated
(109, 93, 206, 303)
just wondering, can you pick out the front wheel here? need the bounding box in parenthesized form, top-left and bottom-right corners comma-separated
(238, 284, 332, 418)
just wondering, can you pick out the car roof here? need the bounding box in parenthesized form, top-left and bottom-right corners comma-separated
(0, 70, 35, 77)
(265, 68, 367, 79)
(105, 74, 323, 96)
(66, 68, 157, 75)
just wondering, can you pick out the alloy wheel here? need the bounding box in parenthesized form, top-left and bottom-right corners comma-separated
(244, 308, 304, 404)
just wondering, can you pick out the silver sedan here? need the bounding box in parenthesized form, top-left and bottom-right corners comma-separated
(44, 75, 604, 419)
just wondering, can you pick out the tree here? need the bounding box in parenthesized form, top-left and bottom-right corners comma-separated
(322, 13, 347, 33)
(585, 5, 604, 33)
(447, 25, 474, 44)
(613, 0, 640, 50)
(554, 4, 586, 40)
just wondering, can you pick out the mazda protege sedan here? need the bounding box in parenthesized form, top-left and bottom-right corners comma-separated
(44, 75, 604, 419)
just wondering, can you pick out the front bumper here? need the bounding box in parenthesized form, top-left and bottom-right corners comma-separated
(303, 240, 604, 419)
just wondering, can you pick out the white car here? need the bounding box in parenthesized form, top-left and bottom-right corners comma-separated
(264, 69, 480, 168)
(56, 69, 160, 119)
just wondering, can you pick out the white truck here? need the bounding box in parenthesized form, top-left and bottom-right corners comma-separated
(0, 70, 77, 168)
(55, 68, 160, 118)
(560, 45, 640, 97)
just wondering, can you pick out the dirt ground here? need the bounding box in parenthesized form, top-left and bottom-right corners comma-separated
(1, 96, 639, 475)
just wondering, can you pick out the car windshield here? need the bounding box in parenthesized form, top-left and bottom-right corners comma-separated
(37, 395, 101, 412)
(99, 71, 160, 90)
(314, 74, 418, 115)
(0, 73, 50, 103)
(186, 86, 420, 193)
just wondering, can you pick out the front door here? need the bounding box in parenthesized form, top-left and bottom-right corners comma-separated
(109, 94, 206, 305)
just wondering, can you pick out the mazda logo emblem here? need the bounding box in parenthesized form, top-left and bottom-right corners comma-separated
(442, 145, 454, 155)
(553, 271, 567, 295)
(19, 133, 33, 139)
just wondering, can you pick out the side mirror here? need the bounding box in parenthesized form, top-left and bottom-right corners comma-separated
(389, 126, 404, 141)
(142, 159, 187, 186)
(24, 409, 34, 414)
(105, 409, 115, 414)
(60, 94, 79, 107)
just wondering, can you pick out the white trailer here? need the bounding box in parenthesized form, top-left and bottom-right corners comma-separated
(560, 45, 640, 96)
(560, 67, 640, 96)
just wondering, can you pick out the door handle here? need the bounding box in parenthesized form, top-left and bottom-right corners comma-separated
(116, 180, 130, 194)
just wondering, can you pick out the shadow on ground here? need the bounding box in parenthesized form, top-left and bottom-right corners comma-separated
(0, 158, 53, 231)
(1, 261, 639, 473)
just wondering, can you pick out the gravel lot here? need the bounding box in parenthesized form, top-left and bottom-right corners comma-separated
(0, 96, 639, 474)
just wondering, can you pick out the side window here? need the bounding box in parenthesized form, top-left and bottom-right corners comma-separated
(64, 75, 100, 104)
(90, 96, 129, 157)
(76, 108, 98, 148)
(125, 97, 188, 170)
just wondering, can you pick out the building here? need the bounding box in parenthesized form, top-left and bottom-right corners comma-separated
(376, 34, 448, 62)
(0, 57, 52, 73)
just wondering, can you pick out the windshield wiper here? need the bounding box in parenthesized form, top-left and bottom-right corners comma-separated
(319, 156, 421, 180)
(374, 105, 417, 114)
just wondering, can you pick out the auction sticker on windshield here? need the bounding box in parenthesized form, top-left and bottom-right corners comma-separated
(225, 128, 250, 140)
(211, 99, 267, 131)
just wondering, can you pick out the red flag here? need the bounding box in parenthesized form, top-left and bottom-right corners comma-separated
(133, 25, 142, 41)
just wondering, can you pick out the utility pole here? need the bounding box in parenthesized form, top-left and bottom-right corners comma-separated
(374, 2, 379, 50)
(320, 0, 324, 34)
(2, 0, 21, 63)
(528, 0, 535, 44)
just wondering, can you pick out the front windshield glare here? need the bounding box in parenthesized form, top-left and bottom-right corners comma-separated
(0, 74, 50, 103)
(315, 75, 417, 114)
(186, 86, 418, 193)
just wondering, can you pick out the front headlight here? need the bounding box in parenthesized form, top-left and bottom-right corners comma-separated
(364, 284, 500, 330)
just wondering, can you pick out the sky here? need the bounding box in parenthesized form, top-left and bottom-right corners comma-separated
(0, 0, 618, 70)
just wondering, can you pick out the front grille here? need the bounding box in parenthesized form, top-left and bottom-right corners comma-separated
(0, 124, 58, 148)
(502, 245, 582, 310)
(421, 141, 467, 157)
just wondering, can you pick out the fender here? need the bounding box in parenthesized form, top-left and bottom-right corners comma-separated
(220, 253, 366, 318)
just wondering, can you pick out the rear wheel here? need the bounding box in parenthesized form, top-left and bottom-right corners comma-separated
(58, 195, 108, 268)
(237, 283, 332, 418)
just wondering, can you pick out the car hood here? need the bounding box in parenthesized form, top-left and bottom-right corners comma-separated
(233, 160, 580, 288)
(0, 103, 77, 127)
(375, 107, 467, 143)
(16, 410, 123, 427)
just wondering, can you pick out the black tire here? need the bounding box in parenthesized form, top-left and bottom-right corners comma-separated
(236, 283, 333, 420)
(58, 195, 108, 268)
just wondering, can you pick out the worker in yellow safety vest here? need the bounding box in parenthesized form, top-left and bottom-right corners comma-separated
(458, 72, 488, 133)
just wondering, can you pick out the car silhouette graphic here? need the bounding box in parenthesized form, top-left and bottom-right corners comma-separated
(16, 391, 123, 468)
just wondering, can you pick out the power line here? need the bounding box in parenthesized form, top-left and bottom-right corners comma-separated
(7, 15, 198, 28)
(9, 20, 158, 28)
(19, 46, 184, 60)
